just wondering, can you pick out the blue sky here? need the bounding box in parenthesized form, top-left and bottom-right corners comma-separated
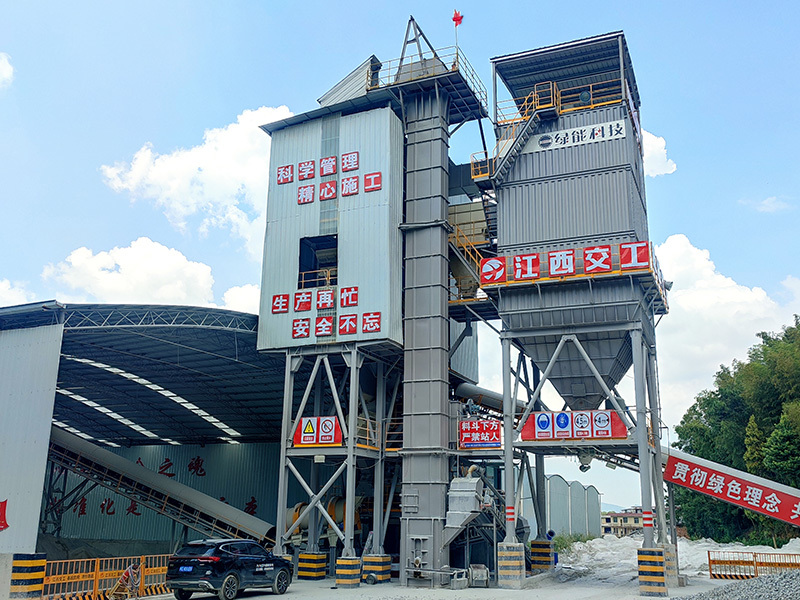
(2, 2, 799, 506)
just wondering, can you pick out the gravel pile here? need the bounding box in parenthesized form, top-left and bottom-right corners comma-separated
(680, 571, 800, 600)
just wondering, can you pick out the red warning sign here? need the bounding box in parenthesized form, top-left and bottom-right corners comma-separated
(293, 417, 343, 447)
(521, 410, 628, 441)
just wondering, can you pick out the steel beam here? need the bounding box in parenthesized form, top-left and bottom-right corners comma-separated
(632, 329, 654, 547)
(275, 353, 302, 552)
(502, 337, 516, 542)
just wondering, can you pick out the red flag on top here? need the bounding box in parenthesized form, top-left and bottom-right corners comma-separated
(452, 10, 463, 27)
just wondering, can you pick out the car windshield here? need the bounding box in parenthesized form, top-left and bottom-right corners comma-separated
(175, 544, 216, 557)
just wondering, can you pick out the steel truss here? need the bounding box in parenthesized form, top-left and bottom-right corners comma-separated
(501, 323, 669, 547)
(274, 345, 400, 556)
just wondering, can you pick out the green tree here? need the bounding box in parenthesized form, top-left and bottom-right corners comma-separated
(743, 415, 765, 474)
(673, 316, 800, 542)
(762, 410, 800, 488)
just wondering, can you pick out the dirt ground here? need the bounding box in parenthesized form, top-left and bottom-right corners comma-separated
(159, 573, 731, 600)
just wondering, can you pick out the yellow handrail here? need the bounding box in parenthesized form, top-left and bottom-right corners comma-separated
(356, 416, 380, 450)
(298, 268, 338, 289)
(384, 417, 403, 451)
(471, 79, 632, 180)
(449, 223, 482, 272)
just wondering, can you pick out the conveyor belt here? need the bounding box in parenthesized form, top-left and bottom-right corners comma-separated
(48, 427, 276, 543)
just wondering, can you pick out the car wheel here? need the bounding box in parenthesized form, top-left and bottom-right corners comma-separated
(218, 574, 239, 600)
(271, 569, 290, 595)
(174, 591, 193, 600)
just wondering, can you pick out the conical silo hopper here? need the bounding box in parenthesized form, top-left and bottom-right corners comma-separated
(499, 277, 655, 410)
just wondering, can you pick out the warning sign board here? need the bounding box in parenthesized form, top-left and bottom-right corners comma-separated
(293, 416, 343, 447)
(533, 412, 553, 439)
(458, 419, 502, 449)
(521, 410, 627, 442)
(553, 412, 572, 438)
(318, 416, 336, 443)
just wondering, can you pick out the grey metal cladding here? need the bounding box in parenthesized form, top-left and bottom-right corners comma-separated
(317, 55, 381, 108)
(586, 487, 601, 535)
(517, 105, 643, 190)
(497, 103, 648, 251)
(497, 169, 644, 249)
(449, 320, 479, 383)
(0, 324, 63, 553)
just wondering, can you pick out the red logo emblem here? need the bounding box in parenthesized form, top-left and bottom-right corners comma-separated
(0, 499, 9, 532)
(480, 257, 506, 285)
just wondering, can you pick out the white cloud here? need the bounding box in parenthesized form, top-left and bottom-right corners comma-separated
(477, 234, 800, 434)
(0, 53, 13, 89)
(221, 284, 260, 314)
(0, 279, 34, 307)
(740, 196, 792, 213)
(642, 129, 677, 177)
(101, 106, 293, 259)
(42, 237, 216, 306)
(475, 234, 800, 505)
(655, 234, 800, 431)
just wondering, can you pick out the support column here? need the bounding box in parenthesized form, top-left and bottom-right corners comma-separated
(276, 353, 301, 552)
(499, 337, 524, 588)
(343, 347, 362, 556)
(646, 349, 668, 544)
(373, 363, 386, 554)
(501, 337, 516, 542)
(308, 372, 323, 553)
(400, 87, 451, 585)
(632, 328, 654, 548)
(531, 364, 547, 540)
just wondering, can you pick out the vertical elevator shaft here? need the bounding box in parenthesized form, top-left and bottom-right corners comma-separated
(400, 87, 452, 584)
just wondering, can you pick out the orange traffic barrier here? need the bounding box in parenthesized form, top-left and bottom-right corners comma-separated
(42, 554, 169, 600)
(708, 550, 800, 580)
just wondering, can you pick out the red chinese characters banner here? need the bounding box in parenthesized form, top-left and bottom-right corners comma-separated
(459, 419, 502, 449)
(480, 242, 653, 287)
(665, 453, 800, 526)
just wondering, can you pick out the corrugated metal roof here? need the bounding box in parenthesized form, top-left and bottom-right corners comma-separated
(0, 303, 299, 447)
(491, 32, 640, 109)
(317, 55, 382, 108)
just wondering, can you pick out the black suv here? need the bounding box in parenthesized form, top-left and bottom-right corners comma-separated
(166, 539, 293, 600)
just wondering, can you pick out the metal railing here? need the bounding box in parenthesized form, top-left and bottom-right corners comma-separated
(385, 417, 403, 452)
(449, 224, 483, 273)
(471, 83, 554, 179)
(43, 554, 169, 600)
(48, 439, 273, 543)
(298, 268, 338, 289)
(471, 78, 634, 180)
(356, 417, 380, 450)
(495, 82, 556, 124)
(449, 275, 487, 304)
(367, 45, 488, 110)
(559, 78, 623, 114)
(708, 551, 800, 579)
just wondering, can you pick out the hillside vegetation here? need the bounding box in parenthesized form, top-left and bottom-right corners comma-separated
(674, 316, 800, 545)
